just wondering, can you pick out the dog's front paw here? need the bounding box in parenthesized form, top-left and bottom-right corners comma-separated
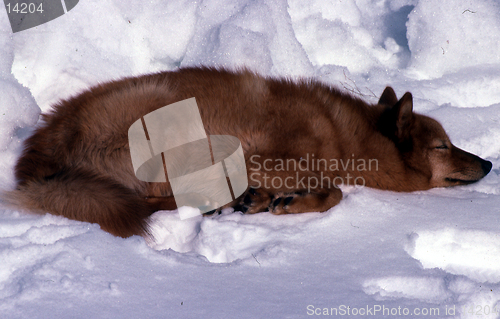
(268, 192, 303, 214)
(233, 187, 271, 214)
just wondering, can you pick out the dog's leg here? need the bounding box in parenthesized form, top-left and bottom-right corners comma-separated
(267, 188, 342, 215)
(235, 170, 343, 215)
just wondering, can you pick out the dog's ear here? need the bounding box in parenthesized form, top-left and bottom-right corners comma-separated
(377, 91, 414, 147)
(378, 87, 398, 106)
(394, 92, 413, 142)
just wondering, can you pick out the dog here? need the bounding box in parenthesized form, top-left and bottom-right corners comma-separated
(5, 67, 492, 237)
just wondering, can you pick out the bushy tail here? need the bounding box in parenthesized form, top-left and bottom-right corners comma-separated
(1, 168, 153, 238)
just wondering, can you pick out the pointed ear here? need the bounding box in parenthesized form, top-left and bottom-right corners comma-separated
(394, 92, 413, 141)
(378, 87, 398, 105)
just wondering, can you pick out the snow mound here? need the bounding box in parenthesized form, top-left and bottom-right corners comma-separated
(407, 0, 500, 79)
(406, 228, 500, 283)
(363, 276, 451, 303)
(148, 209, 311, 263)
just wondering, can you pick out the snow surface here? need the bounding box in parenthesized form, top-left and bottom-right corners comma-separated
(1, 0, 500, 318)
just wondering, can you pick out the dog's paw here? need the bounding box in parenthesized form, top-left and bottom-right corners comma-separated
(233, 187, 271, 214)
(268, 192, 303, 214)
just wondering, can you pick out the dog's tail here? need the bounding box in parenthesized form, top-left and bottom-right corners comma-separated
(0, 168, 153, 238)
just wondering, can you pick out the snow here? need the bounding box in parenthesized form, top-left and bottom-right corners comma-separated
(1, 0, 500, 318)
(407, 228, 500, 283)
(406, 0, 500, 80)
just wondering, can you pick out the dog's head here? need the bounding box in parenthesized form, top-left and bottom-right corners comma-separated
(377, 87, 492, 188)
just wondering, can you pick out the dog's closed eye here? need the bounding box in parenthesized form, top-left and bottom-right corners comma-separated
(435, 144, 449, 150)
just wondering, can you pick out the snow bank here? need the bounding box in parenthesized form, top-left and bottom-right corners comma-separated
(363, 276, 452, 303)
(407, 228, 500, 283)
(0, 12, 39, 190)
(407, 0, 500, 79)
(288, 0, 414, 73)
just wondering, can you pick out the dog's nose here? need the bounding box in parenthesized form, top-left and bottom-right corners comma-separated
(482, 160, 493, 175)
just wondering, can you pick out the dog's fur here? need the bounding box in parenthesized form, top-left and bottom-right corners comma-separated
(5, 67, 492, 237)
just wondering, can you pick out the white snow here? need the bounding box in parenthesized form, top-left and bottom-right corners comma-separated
(406, 0, 500, 80)
(407, 228, 500, 283)
(1, 0, 500, 318)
